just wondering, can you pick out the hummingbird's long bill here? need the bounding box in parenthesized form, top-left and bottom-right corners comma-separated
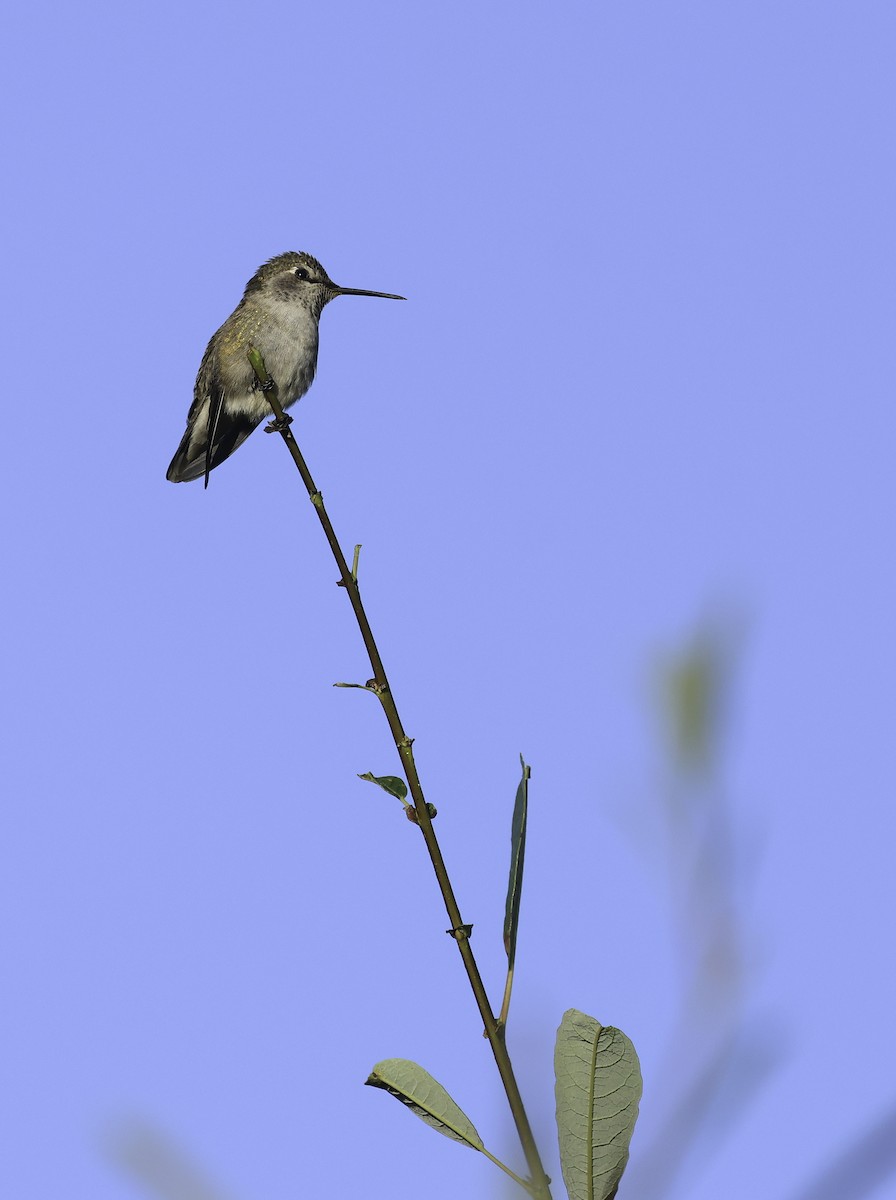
(333, 286, 406, 300)
(166, 251, 405, 487)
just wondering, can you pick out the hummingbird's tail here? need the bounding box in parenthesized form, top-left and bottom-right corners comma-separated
(166, 407, 257, 484)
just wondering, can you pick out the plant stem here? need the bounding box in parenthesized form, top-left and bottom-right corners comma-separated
(247, 348, 553, 1200)
(480, 1146, 533, 1192)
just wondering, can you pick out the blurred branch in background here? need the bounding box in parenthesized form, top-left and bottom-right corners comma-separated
(789, 1101, 896, 1200)
(623, 610, 894, 1200)
(622, 609, 783, 1200)
(107, 1122, 237, 1200)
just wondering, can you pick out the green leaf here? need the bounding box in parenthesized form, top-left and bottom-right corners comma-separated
(366, 1059, 484, 1151)
(358, 772, 408, 802)
(503, 755, 530, 963)
(554, 1009, 642, 1200)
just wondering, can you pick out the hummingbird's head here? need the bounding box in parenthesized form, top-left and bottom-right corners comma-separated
(243, 252, 405, 316)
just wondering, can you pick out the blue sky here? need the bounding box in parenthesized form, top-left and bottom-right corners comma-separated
(3, 3, 894, 1198)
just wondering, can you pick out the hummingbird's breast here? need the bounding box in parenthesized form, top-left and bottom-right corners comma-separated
(223, 299, 320, 422)
(264, 300, 320, 403)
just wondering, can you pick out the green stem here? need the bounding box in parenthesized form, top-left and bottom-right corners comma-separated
(480, 1145, 534, 1193)
(247, 347, 552, 1200)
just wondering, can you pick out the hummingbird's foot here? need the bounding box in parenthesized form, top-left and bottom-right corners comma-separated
(264, 413, 294, 433)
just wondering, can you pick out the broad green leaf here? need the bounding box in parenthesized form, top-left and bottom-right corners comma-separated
(503, 755, 530, 963)
(366, 1059, 484, 1151)
(554, 1009, 642, 1200)
(358, 772, 408, 802)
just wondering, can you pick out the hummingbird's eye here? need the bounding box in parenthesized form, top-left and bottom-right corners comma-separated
(294, 267, 310, 281)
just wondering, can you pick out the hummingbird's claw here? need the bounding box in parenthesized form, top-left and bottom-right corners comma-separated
(264, 413, 294, 434)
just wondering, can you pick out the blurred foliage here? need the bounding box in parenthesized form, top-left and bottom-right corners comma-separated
(108, 1123, 233, 1200)
(626, 612, 895, 1200)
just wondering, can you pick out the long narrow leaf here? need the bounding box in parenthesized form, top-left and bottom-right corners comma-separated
(503, 755, 530, 962)
(555, 1009, 642, 1200)
(366, 1059, 484, 1151)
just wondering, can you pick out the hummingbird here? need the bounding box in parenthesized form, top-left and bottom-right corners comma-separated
(166, 252, 405, 486)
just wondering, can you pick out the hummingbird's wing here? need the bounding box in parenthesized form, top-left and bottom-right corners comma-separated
(166, 340, 258, 485)
(165, 391, 258, 485)
(204, 385, 225, 488)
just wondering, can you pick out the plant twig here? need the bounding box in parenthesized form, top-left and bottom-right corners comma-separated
(498, 964, 515, 1030)
(247, 346, 552, 1200)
